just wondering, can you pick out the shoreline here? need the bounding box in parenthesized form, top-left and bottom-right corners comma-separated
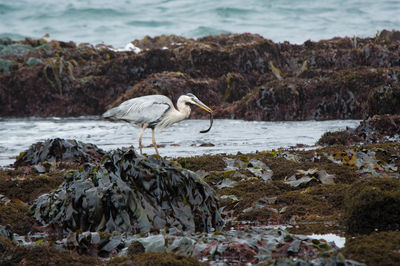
(0, 133, 399, 264)
(1, 30, 400, 265)
(1, 30, 399, 120)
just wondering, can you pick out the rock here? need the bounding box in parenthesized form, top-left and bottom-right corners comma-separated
(223, 157, 273, 181)
(318, 114, 400, 146)
(317, 170, 336, 185)
(26, 57, 43, 66)
(166, 236, 195, 256)
(248, 159, 273, 181)
(284, 168, 335, 188)
(285, 176, 319, 188)
(1, 32, 400, 119)
(138, 235, 165, 253)
(287, 239, 302, 254)
(344, 178, 400, 234)
(14, 138, 106, 167)
(31, 149, 224, 235)
(0, 58, 13, 73)
(216, 178, 238, 189)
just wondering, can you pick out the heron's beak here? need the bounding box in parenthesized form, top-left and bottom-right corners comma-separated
(192, 97, 213, 113)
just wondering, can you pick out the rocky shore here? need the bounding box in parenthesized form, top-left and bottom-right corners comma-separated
(1, 31, 400, 265)
(1, 30, 400, 120)
(0, 132, 399, 265)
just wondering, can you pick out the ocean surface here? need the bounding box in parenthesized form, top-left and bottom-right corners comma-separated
(0, 0, 399, 48)
(0, 117, 360, 166)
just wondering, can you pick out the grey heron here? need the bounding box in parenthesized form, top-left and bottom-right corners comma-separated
(102, 93, 213, 155)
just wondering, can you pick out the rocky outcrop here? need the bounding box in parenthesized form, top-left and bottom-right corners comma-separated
(14, 138, 106, 168)
(1, 31, 400, 119)
(31, 148, 223, 235)
(318, 114, 400, 146)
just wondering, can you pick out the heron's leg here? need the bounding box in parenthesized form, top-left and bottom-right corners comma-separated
(138, 124, 147, 154)
(151, 128, 160, 155)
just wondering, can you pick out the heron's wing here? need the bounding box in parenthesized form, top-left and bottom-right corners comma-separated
(102, 95, 173, 126)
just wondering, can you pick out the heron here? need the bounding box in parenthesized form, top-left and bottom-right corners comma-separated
(102, 93, 213, 155)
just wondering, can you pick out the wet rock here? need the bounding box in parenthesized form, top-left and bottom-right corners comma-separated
(31, 149, 223, 235)
(248, 158, 273, 181)
(26, 57, 43, 66)
(318, 114, 400, 146)
(1, 32, 400, 120)
(63, 231, 123, 256)
(138, 235, 165, 252)
(14, 138, 106, 167)
(325, 147, 399, 178)
(223, 157, 273, 181)
(287, 239, 301, 254)
(216, 178, 238, 189)
(0, 58, 13, 73)
(318, 170, 336, 185)
(284, 168, 335, 188)
(166, 236, 195, 256)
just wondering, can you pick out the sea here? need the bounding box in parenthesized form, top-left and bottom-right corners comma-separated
(0, 1, 394, 165)
(0, 117, 361, 166)
(0, 0, 399, 48)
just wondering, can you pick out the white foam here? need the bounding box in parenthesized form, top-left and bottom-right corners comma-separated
(111, 43, 142, 53)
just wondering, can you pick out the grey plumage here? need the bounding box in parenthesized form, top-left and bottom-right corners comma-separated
(102, 95, 172, 128)
(102, 93, 213, 155)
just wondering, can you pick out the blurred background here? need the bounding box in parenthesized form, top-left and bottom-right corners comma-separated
(1, 0, 399, 47)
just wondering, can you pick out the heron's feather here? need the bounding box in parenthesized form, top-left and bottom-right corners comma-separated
(102, 95, 173, 127)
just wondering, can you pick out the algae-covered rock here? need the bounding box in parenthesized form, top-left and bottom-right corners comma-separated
(1, 32, 400, 119)
(31, 149, 223, 235)
(344, 178, 400, 234)
(368, 84, 400, 116)
(342, 231, 400, 266)
(318, 114, 400, 146)
(14, 138, 106, 167)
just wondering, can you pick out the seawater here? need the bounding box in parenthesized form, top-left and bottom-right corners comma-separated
(0, 0, 399, 47)
(0, 117, 360, 166)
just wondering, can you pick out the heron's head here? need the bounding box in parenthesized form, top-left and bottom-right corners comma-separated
(184, 93, 213, 113)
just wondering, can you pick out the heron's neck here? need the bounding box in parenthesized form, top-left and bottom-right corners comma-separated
(176, 99, 191, 120)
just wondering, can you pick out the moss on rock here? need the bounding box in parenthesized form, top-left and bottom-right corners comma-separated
(342, 231, 400, 266)
(344, 178, 400, 234)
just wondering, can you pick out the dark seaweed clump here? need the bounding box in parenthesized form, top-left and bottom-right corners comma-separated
(31, 148, 223, 235)
(344, 178, 400, 234)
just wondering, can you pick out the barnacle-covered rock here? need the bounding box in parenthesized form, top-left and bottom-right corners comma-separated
(31, 149, 223, 235)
